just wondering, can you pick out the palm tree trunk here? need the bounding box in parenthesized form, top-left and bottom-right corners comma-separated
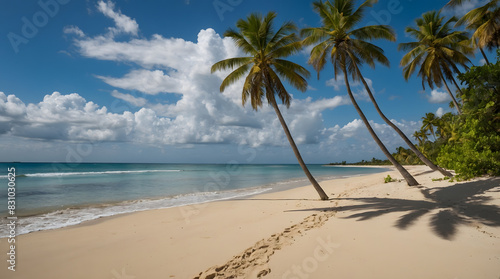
(269, 96, 329, 200)
(341, 65, 419, 186)
(440, 72, 463, 115)
(479, 47, 491, 65)
(353, 65, 453, 177)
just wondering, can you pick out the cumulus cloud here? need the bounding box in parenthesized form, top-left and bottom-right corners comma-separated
(428, 89, 452, 104)
(322, 118, 421, 158)
(0, 90, 351, 146)
(0, 92, 133, 142)
(0, 91, 421, 162)
(56, 2, 357, 148)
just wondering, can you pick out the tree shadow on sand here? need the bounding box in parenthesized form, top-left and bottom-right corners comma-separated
(291, 177, 500, 240)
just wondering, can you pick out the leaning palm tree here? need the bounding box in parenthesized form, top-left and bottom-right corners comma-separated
(446, 0, 500, 64)
(355, 67, 454, 176)
(304, 1, 452, 177)
(302, 0, 419, 186)
(399, 11, 474, 115)
(211, 12, 329, 200)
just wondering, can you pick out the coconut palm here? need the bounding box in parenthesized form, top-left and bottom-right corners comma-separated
(211, 12, 329, 200)
(422, 112, 439, 141)
(302, 0, 419, 186)
(446, 0, 500, 64)
(399, 11, 474, 115)
(327, 11, 454, 175)
(413, 130, 430, 146)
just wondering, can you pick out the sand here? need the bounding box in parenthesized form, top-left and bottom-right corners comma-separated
(1, 165, 499, 279)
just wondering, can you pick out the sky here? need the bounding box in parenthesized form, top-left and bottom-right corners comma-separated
(0, 0, 493, 164)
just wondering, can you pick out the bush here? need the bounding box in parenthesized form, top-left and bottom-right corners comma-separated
(384, 175, 395, 183)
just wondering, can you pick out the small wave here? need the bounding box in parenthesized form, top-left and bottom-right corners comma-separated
(0, 187, 271, 237)
(5, 169, 182, 178)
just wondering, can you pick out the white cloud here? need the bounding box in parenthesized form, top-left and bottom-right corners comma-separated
(436, 107, 445, 117)
(428, 89, 452, 104)
(99, 70, 184, 95)
(322, 118, 421, 158)
(0, 92, 133, 142)
(110, 90, 147, 107)
(0, 90, 350, 147)
(354, 77, 374, 101)
(0, 91, 421, 162)
(300, 44, 315, 59)
(443, 0, 487, 17)
(307, 96, 349, 112)
(97, 0, 139, 36)
(326, 75, 345, 91)
(339, 119, 365, 138)
(57, 5, 354, 148)
(63, 26, 85, 37)
(325, 74, 373, 101)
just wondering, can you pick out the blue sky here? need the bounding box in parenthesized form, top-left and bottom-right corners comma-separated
(0, 0, 493, 164)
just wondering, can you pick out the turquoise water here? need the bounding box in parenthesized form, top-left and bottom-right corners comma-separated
(0, 163, 388, 236)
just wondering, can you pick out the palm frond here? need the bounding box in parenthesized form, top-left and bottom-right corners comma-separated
(267, 68, 292, 107)
(219, 62, 252, 92)
(350, 25, 396, 42)
(211, 57, 252, 73)
(273, 59, 310, 92)
(224, 29, 257, 55)
(212, 11, 310, 111)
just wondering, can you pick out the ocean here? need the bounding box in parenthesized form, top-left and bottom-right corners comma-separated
(0, 162, 388, 237)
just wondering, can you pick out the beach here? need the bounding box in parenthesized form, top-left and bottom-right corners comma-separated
(1, 165, 499, 278)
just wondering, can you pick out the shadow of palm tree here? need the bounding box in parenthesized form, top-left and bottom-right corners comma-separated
(290, 177, 500, 240)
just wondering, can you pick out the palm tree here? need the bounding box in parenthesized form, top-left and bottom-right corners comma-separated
(446, 0, 500, 64)
(422, 112, 439, 141)
(334, 23, 454, 175)
(399, 11, 474, 115)
(211, 12, 329, 200)
(394, 147, 411, 165)
(302, 0, 419, 186)
(413, 130, 429, 146)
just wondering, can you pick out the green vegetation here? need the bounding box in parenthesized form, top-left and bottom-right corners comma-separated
(432, 177, 451, 182)
(410, 50, 500, 179)
(329, 157, 392, 166)
(399, 11, 473, 115)
(384, 175, 396, 183)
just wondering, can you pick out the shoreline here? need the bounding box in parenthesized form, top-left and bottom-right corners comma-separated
(0, 165, 389, 238)
(323, 164, 396, 168)
(1, 165, 499, 278)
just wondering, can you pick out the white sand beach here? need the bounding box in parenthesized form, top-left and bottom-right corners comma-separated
(1, 165, 499, 278)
